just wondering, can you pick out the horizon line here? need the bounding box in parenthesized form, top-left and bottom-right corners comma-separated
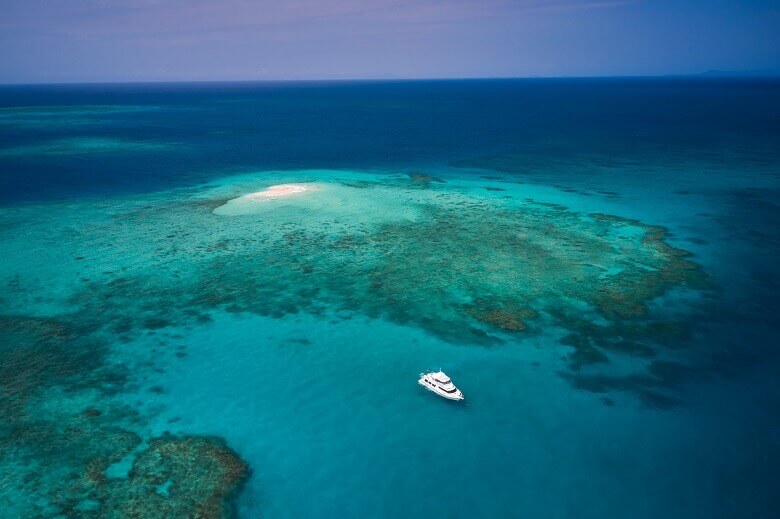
(2, 71, 780, 87)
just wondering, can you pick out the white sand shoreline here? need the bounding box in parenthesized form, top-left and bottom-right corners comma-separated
(213, 183, 318, 215)
(243, 184, 312, 200)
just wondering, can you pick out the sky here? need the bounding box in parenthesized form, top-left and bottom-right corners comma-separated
(0, 0, 778, 83)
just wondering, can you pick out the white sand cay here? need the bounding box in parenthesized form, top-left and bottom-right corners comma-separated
(244, 184, 311, 199)
(213, 183, 318, 216)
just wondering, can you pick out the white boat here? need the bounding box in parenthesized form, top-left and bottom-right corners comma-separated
(418, 371, 464, 401)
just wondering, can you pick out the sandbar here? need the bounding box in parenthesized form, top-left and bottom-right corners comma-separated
(213, 183, 317, 216)
(243, 184, 312, 199)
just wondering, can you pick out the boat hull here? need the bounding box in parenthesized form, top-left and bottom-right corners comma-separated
(418, 378, 465, 401)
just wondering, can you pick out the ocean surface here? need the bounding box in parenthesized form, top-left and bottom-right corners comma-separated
(1, 78, 779, 518)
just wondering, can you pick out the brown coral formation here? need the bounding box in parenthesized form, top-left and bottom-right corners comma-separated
(407, 172, 446, 187)
(95, 435, 249, 519)
(465, 301, 537, 332)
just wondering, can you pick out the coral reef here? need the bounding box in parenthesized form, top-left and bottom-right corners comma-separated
(0, 313, 248, 517)
(407, 172, 446, 187)
(94, 435, 248, 519)
(0, 171, 711, 514)
(40, 176, 708, 370)
(465, 301, 537, 332)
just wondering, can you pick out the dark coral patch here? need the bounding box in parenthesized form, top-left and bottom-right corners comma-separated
(94, 435, 249, 518)
(407, 172, 446, 188)
(465, 301, 537, 332)
(560, 333, 609, 371)
(0, 310, 250, 516)
(0, 315, 107, 413)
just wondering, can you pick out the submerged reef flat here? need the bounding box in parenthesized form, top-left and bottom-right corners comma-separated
(0, 105, 157, 130)
(0, 169, 709, 515)
(0, 137, 175, 157)
(2, 169, 708, 380)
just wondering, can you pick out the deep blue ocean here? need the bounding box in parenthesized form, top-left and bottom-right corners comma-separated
(1, 79, 779, 518)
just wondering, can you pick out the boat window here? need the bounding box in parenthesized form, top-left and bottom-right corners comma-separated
(442, 387, 457, 393)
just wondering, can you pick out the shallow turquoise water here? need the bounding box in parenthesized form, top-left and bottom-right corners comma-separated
(1, 80, 779, 518)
